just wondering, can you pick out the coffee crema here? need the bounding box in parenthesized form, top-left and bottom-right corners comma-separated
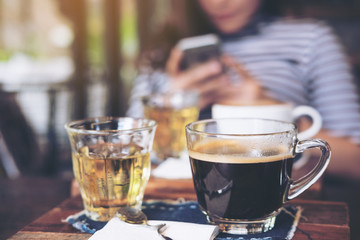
(189, 139, 291, 163)
(189, 140, 293, 219)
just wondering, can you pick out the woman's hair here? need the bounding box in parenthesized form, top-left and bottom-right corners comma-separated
(139, 0, 284, 70)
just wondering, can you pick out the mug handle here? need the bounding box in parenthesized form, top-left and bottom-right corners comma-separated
(286, 139, 331, 200)
(292, 105, 322, 140)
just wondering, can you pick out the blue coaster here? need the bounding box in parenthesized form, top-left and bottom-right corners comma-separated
(66, 201, 302, 239)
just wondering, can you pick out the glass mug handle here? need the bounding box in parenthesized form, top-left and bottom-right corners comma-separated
(286, 139, 331, 200)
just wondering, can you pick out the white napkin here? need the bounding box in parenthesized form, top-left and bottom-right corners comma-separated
(89, 218, 162, 240)
(151, 156, 192, 179)
(149, 220, 219, 240)
(89, 218, 219, 240)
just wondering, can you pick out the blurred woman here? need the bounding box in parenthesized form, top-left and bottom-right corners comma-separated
(127, 0, 360, 180)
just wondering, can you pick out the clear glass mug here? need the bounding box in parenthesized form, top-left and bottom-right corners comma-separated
(65, 117, 157, 222)
(186, 118, 331, 234)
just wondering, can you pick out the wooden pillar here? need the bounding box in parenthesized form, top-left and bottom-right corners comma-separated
(171, 0, 187, 34)
(72, 0, 88, 120)
(136, 0, 155, 52)
(104, 0, 125, 116)
(58, 0, 88, 120)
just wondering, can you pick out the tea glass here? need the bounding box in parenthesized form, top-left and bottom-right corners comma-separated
(142, 91, 199, 161)
(65, 117, 157, 222)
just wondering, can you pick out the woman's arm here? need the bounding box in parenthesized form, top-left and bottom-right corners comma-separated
(316, 130, 360, 180)
(304, 21, 360, 180)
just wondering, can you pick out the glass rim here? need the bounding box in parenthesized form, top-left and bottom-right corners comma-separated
(141, 89, 199, 98)
(141, 90, 199, 107)
(65, 116, 157, 134)
(186, 118, 297, 137)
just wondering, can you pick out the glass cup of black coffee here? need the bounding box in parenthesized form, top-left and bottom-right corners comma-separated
(185, 118, 331, 234)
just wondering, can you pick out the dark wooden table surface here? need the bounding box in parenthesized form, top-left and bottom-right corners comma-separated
(9, 177, 350, 240)
(0, 176, 71, 239)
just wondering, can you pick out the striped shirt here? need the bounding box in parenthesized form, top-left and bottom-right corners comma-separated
(127, 17, 360, 143)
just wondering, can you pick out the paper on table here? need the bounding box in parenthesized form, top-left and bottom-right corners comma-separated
(89, 217, 219, 240)
(149, 220, 219, 240)
(151, 154, 192, 179)
(89, 218, 162, 240)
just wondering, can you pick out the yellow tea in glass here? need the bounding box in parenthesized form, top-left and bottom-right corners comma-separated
(142, 91, 199, 161)
(65, 117, 156, 222)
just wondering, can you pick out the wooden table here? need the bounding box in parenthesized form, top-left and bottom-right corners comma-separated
(0, 176, 71, 239)
(9, 177, 350, 240)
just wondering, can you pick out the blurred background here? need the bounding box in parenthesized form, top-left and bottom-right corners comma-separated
(0, 0, 359, 178)
(0, 0, 359, 238)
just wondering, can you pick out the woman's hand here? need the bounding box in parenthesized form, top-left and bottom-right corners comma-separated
(166, 47, 227, 109)
(213, 55, 273, 105)
(166, 47, 277, 109)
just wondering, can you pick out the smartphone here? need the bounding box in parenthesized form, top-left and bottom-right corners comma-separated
(177, 34, 222, 71)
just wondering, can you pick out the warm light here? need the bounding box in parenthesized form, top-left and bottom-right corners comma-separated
(48, 24, 74, 48)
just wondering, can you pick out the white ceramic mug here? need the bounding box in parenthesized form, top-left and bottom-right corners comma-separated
(212, 103, 322, 140)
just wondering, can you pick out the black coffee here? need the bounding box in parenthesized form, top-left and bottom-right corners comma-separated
(189, 140, 293, 220)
